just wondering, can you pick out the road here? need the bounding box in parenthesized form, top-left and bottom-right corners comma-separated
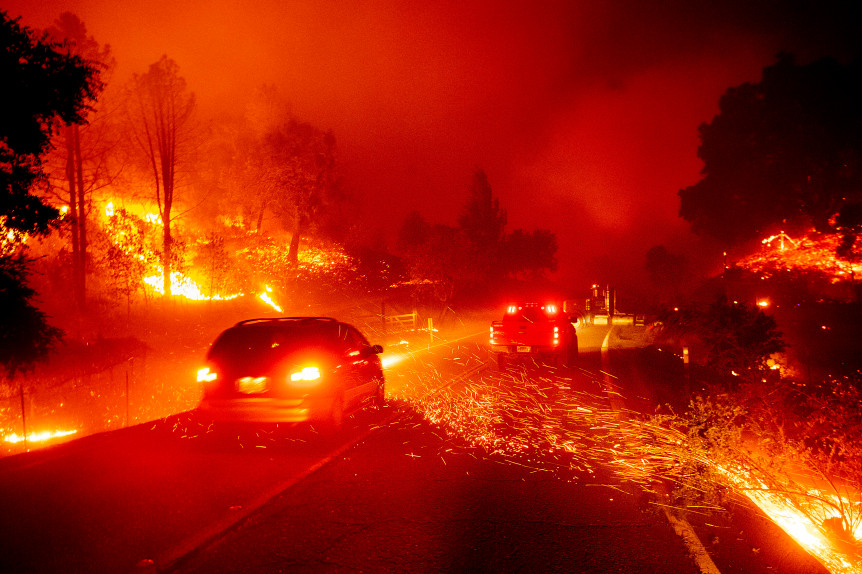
(0, 325, 827, 573)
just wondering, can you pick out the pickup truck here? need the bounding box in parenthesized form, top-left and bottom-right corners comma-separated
(489, 302, 579, 369)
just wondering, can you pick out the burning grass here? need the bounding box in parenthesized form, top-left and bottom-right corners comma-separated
(389, 342, 861, 574)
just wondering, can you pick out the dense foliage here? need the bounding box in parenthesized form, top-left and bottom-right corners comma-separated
(1, 11, 101, 375)
(0, 11, 101, 236)
(397, 169, 558, 307)
(679, 54, 862, 249)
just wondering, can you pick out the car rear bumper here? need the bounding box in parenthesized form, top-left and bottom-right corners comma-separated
(197, 396, 332, 423)
(490, 344, 560, 354)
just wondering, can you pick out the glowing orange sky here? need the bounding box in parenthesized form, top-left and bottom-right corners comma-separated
(4, 0, 859, 288)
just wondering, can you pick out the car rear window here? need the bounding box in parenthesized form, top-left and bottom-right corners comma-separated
(209, 322, 342, 362)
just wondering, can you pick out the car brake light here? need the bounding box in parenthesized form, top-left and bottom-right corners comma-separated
(289, 366, 321, 386)
(197, 367, 217, 382)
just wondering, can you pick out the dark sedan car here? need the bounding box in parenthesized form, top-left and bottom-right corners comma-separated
(196, 317, 385, 430)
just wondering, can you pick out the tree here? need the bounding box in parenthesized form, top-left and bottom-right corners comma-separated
(458, 169, 507, 273)
(265, 119, 340, 265)
(502, 228, 558, 280)
(125, 55, 196, 296)
(0, 11, 101, 237)
(0, 254, 63, 377)
(656, 295, 785, 380)
(645, 244, 689, 300)
(679, 54, 862, 247)
(93, 207, 149, 313)
(43, 12, 115, 310)
(1, 12, 99, 376)
(397, 210, 431, 252)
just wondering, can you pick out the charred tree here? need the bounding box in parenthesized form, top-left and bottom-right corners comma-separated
(126, 55, 195, 296)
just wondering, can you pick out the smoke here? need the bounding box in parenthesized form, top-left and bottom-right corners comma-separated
(5, 0, 860, 288)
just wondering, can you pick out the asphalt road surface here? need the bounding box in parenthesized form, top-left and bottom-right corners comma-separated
(0, 325, 828, 573)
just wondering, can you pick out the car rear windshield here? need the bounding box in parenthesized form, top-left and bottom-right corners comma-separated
(209, 322, 341, 362)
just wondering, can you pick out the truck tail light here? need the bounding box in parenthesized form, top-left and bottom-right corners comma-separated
(553, 326, 560, 345)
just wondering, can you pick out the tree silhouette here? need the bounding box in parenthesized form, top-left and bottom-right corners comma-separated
(679, 54, 862, 247)
(44, 12, 115, 310)
(502, 228, 558, 280)
(265, 119, 340, 265)
(125, 55, 196, 296)
(0, 11, 101, 236)
(0, 11, 98, 375)
(645, 244, 689, 301)
(458, 169, 507, 249)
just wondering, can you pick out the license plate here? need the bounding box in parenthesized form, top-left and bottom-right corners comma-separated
(516, 346, 531, 353)
(236, 376, 269, 394)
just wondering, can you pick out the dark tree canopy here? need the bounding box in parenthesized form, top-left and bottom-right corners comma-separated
(645, 244, 689, 291)
(0, 11, 102, 236)
(503, 228, 558, 279)
(458, 169, 507, 250)
(0, 11, 99, 375)
(398, 169, 558, 303)
(265, 118, 340, 264)
(397, 210, 431, 251)
(679, 54, 862, 247)
(0, 254, 63, 377)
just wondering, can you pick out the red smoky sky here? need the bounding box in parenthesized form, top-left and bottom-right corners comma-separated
(4, 0, 860, 289)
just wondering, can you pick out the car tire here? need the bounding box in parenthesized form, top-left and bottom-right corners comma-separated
(322, 392, 344, 434)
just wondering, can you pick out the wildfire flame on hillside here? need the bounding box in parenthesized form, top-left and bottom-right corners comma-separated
(737, 229, 862, 282)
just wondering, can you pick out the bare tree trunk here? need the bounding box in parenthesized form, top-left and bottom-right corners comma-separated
(162, 212, 172, 296)
(74, 125, 87, 310)
(65, 126, 82, 310)
(256, 200, 266, 232)
(287, 212, 303, 266)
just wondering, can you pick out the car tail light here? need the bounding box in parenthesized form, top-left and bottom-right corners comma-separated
(197, 367, 217, 383)
(288, 366, 321, 387)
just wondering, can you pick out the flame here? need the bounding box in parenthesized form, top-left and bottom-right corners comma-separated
(99, 198, 357, 306)
(391, 347, 860, 574)
(740, 229, 862, 281)
(258, 285, 283, 312)
(143, 272, 240, 301)
(718, 465, 861, 573)
(4, 429, 78, 444)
